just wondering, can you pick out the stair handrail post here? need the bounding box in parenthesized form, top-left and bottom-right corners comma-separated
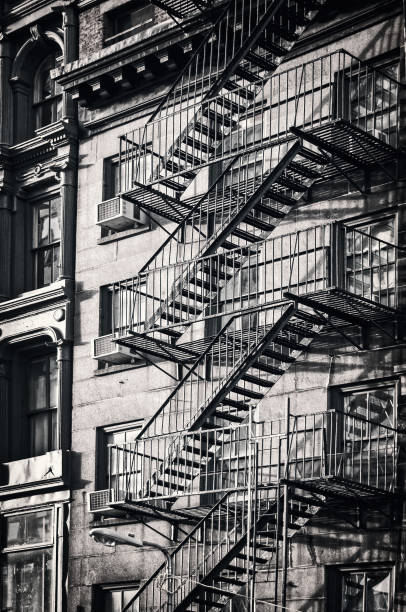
(281, 397, 290, 610)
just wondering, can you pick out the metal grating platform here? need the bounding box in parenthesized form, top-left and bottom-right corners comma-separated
(291, 120, 398, 178)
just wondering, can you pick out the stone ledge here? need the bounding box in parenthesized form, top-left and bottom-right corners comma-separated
(0, 279, 73, 321)
(0, 450, 70, 499)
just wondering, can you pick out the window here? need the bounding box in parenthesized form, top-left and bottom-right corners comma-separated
(33, 55, 62, 130)
(104, 1, 154, 44)
(95, 583, 140, 612)
(345, 216, 396, 307)
(332, 567, 393, 612)
(331, 381, 397, 491)
(1, 509, 54, 612)
(27, 354, 58, 457)
(32, 196, 61, 288)
(340, 60, 399, 147)
(100, 284, 137, 336)
(98, 422, 142, 492)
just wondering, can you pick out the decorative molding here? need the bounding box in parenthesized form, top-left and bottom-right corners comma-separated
(0, 280, 73, 322)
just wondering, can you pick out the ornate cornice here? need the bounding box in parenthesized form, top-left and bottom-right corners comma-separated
(0, 279, 73, 322)
(57, 15, 209, 107)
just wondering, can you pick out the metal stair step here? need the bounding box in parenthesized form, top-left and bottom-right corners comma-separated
(269, 22, 299, 42)
(172, 300, 203, 314)
(290, 508, 316, 519)
(181, 287, 212, 303)
(220, 398, 251, 411)
(254, 202, 285, 218)
(241, 373, 274, 387)
(173, 148, 203, 166)
(294, 310, 322, 325)
(222, 239, 241, 250)
(288, 160, 322, 179)
(245, 51, 277, 72)
(277, 175, 308, 192)
(224, 80, 256, 100)
(262, 348, 295, 363)
(193, 121, 223, 140)
(151, 325, 183, 338)
(234, 65, 262, 83)
(214, 96, 246, 114)
(202, 107, 236, 127)
(215, 575, 245, 587)
(290, 493, 325, 507)
(184, 445, 215, 456)
(265, 189, 297, 206)
(201, 264, 233, 280)
(231, 227, 262, 242)
(177, 456, 201, 468)
(164, 467, 194, 479)
(275, 336, 305, 351)
(256, 36, 288, 57)
(156, 479, 185, 490)
(244, 214, 276, 231)
(193, 598, 223, 609)
(252, 360, 284, 376)
(236, 552, 268, 564)
(183, 135, 215, 154)
(160, 178, 187, 191)
(232, 385, 264, 400)
(285, 322, 318, 337)
(160, 311, 184, 323)
(298, 147, 329, 166)
(189, 277, 218, 291)
(164, 159, 196, 180)
(213, 410, 245, 423)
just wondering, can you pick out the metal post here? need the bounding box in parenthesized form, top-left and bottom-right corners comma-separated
(281, 398, 290, 610)
(246, 407, 254, 612)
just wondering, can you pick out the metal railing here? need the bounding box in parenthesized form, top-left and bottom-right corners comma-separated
(118, 49, 399, 193)
(109, 410, 397, 506)
(106, 222, 398, 338)
(119, 410, 397, 611)
(132, 304, 292, 438)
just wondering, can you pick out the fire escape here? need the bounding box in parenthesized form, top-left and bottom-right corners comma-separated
(90, 0, 403, 610)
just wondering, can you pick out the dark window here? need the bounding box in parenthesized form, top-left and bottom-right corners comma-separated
(1, 509, 54, 612)
(32, 197, 61, 288)
(27, 354, 58, 457)
(104, 1, 154, 44)
(95, 583, 140, 611)
(33, 55, 62, 130)
(330, 567, 393, 612)
(345, 216, 396, 307)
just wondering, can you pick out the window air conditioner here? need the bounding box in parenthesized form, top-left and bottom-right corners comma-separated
(97, 195, 148, 231)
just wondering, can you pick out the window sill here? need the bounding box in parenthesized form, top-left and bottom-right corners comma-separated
(0, 450, 70, 498)
(104, 20, 154, 46)
(97, 223, 151, 245)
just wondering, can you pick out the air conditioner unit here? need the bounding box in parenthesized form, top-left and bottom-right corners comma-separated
(96, 195, 148, 231)
(93, 334, 135, 364)
(88, 489, 113, 513)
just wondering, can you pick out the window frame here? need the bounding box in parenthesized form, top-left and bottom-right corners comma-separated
(328, 563, 395, 612)
(96, 420, 143, 490)
(93, 581, 140, 612)
(1, 507, 56, 612)
(31, 195, 62, 290)
(32, 54, 63, 131)
(26, 353, 58, 458)
(103, 0, 155, 46)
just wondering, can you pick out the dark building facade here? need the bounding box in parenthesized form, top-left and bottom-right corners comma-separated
(1, 0, 406, 611)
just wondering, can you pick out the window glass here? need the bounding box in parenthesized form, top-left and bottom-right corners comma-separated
(32, 197, 61, 288)
(6, 510, 53, 548)
(33, 55, 63, 130)
(100, 423, 141, 493)
(27, 355, 58, 457)
(341, 569, 391, 612)
(343, 386, 394, 429)
(2, 549, 53, 612)
(107, 1, 154, 40)
(101, 585, 139, 611)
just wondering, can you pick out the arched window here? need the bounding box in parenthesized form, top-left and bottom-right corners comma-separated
(33, 55, 62, 130)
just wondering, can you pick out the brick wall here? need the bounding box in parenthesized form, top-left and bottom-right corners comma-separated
(79, 6, 104, 58)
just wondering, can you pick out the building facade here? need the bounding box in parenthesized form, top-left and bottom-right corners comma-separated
(1, 0, 406, 610)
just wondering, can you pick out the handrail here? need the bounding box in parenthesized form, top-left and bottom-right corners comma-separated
(121, 489, 231, 612)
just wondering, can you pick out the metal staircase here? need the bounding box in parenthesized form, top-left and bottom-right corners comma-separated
(119, 407, 397, 611)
